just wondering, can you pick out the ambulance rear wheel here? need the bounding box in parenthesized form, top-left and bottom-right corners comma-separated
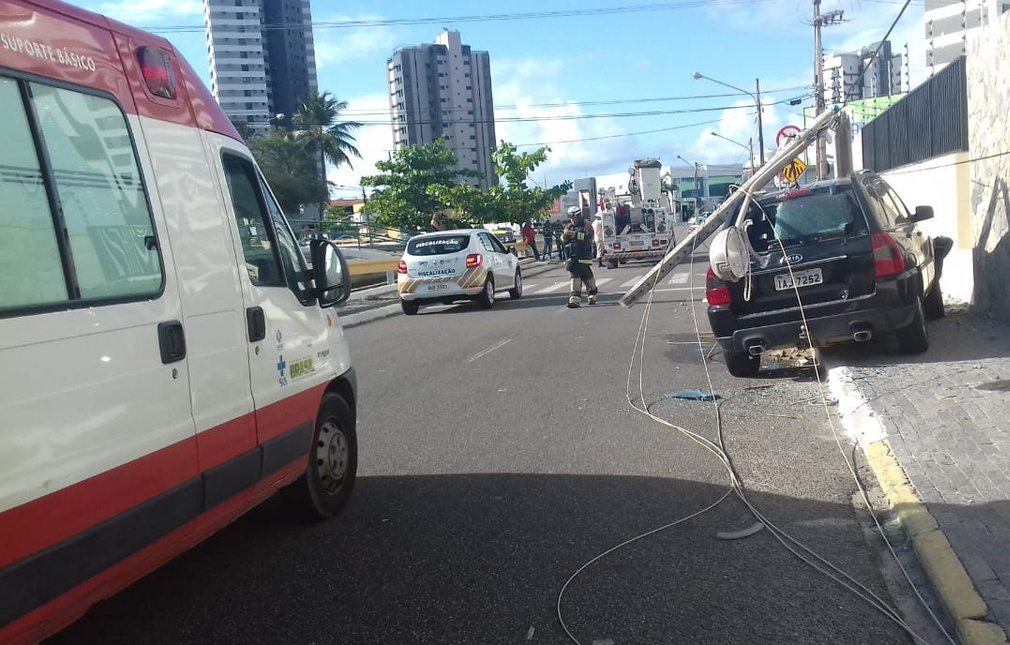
(283, 393, 357, 520)
(607, 259, 618, 269)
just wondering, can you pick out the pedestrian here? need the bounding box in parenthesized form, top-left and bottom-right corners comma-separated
(561, 206, 598, 308)
(542, 222, 554, 260)
(522, 221, 540, 261)
(554, 226, 566, 262)
(591, 214, 605, 267)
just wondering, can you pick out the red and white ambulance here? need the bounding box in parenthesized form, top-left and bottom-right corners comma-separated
(0, 2, 360, 642)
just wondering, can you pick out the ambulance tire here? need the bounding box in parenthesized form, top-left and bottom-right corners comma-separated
(283, 393, 357, 520)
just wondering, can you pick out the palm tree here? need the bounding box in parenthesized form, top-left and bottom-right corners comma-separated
(292, 91, 363, 218)
(292, 91, 363, 170)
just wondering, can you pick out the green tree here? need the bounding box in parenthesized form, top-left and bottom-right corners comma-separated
(487, 142, 571, 224)
(231, 119, 256, 141)
(249, 132, 329, 215)
(291, 91, 363, 218)
(292, 91, 363, 170)
(361, 138, 478, 231)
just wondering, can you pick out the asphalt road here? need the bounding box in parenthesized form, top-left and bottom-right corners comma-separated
(52, 240, 927, 644)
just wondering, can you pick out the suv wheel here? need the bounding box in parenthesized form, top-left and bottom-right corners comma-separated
(924, 281, 945, 319)
(896, 296, 929, 353)
(401, 300, 419, 316)
(724, 350, 760, 377)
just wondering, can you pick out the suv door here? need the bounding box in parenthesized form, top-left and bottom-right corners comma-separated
(882, 182, 935, 290)
(217, 151, 338, 454)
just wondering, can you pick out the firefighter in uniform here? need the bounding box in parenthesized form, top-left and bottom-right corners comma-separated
(562, 206, 598, 308)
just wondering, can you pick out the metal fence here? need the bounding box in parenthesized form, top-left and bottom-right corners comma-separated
(861, 56, 969, 173)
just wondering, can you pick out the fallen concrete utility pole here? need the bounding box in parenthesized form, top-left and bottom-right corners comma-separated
(619, 109, 841, 308)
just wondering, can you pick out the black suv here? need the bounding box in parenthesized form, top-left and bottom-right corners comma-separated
(706, 171, 952, 377)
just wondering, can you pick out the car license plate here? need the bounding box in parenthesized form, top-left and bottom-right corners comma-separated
(775, 268, 823, 291)
(427, 283, 449, 292)
(630, 240, 644, 247)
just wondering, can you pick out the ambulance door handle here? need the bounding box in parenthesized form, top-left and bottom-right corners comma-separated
(246, 306, 266, 342)
(157, 321, 187, 364)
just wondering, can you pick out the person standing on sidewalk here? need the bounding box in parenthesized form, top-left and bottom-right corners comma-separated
(562, 206, 598, 308)
(554, 225, 566, 262)
(522, 221, 540, 261)
(542, 222, 554, 260)
(591, 214, 605, 267)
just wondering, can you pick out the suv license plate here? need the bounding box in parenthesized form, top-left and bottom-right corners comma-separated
(774, 268, 823, 291)
(427, 283, 450, 292)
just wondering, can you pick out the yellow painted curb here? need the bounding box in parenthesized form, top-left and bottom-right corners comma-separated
(960, 619, 1010, 645)
(863, 438, 1009, 645)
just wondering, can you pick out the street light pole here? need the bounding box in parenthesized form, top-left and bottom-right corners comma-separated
(677, 155, 700, 219)
(693, 72, 765, 165)
(710, 131, 754, 172)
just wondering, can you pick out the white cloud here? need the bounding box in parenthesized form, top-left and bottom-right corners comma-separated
(492, 57, 630, 186)
(327, 93, 392, 195)
(97, 0, 202, 24)
(313, 16, 403, 67)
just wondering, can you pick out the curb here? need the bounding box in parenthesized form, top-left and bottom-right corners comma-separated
(338, 302, 402, 329)
(826, 363, 1009, 645)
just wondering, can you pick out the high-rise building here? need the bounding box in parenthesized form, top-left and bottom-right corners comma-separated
(925, 0, 1010, 75)
(204, 0, 318, 132)
(822, 41, 903, 105)
(387, 31, 498, 189)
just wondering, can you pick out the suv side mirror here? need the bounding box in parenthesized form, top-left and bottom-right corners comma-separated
(310, 239, 350, 307)
(911, 205, 934, 222)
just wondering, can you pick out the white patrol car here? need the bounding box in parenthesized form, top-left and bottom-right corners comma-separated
(397, 229, 522, 314)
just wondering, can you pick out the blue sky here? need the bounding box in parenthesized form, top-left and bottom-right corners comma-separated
(83, 0, 925, 196)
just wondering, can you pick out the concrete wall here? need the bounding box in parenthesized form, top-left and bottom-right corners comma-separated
(967, 10, 1010, 319)
(882, 152, 975, 304)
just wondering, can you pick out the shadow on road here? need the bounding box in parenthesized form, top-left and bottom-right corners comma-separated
(51, 474, 921, 645)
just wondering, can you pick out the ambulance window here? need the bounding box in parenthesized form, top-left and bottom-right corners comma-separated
(257, 171, 311, 303)
(222, 154, 284, 287)
(30, 84, 163, 301)
(0, 78, 68, 310)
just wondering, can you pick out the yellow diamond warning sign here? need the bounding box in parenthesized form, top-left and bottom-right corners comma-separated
(781, 158, 808, 183)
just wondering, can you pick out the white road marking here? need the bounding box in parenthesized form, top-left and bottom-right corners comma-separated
(466, 338, 512, 363)
(594, 277, 613, 286)
(668, 272, 689, 285)
(526, 626, 535, 640)
(529, 282, 569, 294)
(619, 277, 641, 288)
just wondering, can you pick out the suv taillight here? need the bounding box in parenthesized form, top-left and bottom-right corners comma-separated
(872, 233, 906, 279)
(466, 253, 483, 268)
(397, 260, 408, 274)
(706, 267, 732, 308)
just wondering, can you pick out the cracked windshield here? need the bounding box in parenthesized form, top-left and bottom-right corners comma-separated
(3, 1, 1009, 644)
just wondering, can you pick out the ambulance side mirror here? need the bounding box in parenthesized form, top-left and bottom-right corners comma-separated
(311, 240, 351, 307)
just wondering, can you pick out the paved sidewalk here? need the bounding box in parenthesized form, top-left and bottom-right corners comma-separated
(825, 305, 1010, 640)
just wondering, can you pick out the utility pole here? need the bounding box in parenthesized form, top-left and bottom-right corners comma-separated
(755, 78, 765, 165)
(813, 0, 844, 180)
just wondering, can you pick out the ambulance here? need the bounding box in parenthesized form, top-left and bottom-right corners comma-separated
(0, 1, 360, 642)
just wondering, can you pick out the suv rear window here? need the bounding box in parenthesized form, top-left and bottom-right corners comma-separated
(745, 187, 869, 251)
(407, 235, 471, 256)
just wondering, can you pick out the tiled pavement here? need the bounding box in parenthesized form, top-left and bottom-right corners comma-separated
(826, 305, 1010, 632)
